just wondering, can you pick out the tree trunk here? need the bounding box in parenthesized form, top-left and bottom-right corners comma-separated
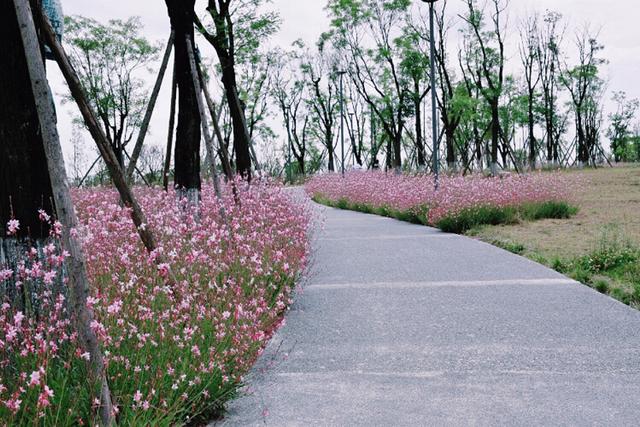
(490, 100, 500, 176)
(414, 80, 426, 168)
(15, 0, 114, 423)
(393, 131, 402, 171)
(217, 50, 253, 178)
(1, 0, 54, 239)
(326, 128, 335, 172)
(528, 92, 536, 169)
(445, 125, 456, 170)
(473, 121, 483, 171)
(199, 65, 234, 182)
(576, 112, 586, 166)
(165, 0, 201, 193)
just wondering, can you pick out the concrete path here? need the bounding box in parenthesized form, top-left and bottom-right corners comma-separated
(217, 205, 640, 426)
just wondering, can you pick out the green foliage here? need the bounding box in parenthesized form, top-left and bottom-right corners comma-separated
(63, 15, 160, 144)
(542, 229, 640, 307)
(607, 91, 640, 162)
(519, 201, 578, 221)
(488, 239, 526, 255)
(436, 205, 519, 234)
(431, 201, 575, 234)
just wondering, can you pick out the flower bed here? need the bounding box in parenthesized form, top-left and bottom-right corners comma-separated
(306, 171, 577, 233)
(1, 182, 310, 425)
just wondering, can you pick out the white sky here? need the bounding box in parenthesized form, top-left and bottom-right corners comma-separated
(48, 0, 640, 167)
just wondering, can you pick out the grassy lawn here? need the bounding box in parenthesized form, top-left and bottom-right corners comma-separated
(470, 165, 640, 307)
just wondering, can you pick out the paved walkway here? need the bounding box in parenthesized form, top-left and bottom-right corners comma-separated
(217, 205, 640, 426)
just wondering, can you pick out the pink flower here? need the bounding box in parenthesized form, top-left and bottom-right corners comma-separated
(38, 209, 51, 223)
(5, 397, 21, 414)
(157, 263, 170, 278)
(0, 269, 14, 281)
(133, 390, 142, 403)
(6, 219, 19, 235)
(29, 370, 41, 387)
(37, 385, 54, 408)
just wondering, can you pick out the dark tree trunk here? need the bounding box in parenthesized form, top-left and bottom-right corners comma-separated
(576, 112, 586, 165)
(1, 0, 54, 239)
(490, 100, 500, 175)
(545, 95, 554, 163)
(219, 58, 252, 178)
(528, 92, 537, 169)
(445, 126, 456, 170)
(165, 0, 201, 192)
(414, 80, 426, 167)
(473, 120, 483, 171)
(327, 129, 335, 172)
(393, 131, 402, 171)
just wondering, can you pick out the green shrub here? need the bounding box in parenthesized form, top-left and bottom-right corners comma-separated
(551, 257, 569, 273)
(435, 205, 519, 234)
(594, 279, 610, 294)
(490, 239, 525, 255)
(520, 201, 578, 220)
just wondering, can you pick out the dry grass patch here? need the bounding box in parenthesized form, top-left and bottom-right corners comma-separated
(471, 165, 640, 259)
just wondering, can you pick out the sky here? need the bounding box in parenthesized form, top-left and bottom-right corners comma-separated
(47, 0, 640, 169)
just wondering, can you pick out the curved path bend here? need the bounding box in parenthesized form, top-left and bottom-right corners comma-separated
(217, 203, 640, 426)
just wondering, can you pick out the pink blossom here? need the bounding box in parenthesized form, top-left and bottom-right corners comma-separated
(6, 219, 20, 235)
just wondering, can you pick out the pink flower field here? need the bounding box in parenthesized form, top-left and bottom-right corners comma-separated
(0, 182, 311, 425)
(306, 171, 577, 232)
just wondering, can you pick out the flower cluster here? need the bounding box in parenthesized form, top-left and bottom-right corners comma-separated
(306, 171, 575, 224)
(1, 181, 311, 424)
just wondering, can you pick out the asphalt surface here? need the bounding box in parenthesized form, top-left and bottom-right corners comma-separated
(216, 204, 640, 426)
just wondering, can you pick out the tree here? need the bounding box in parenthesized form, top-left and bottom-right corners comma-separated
(1, 0, 55, 243)
(139, 145, 165, 184)
(344, 80, 367, 167)
(302, 44, 339, 172)
(328, 0, 414, 172)
(607, 91, 639, 162)
(537, 11, 565, 165)
(272, 47, 311, 175)
(431, 0, 464, 170)
(195, 0, 280, 178)
(398, 21, 431, 168)
(461, 0, 508, 176)
(164, 0, 202, 198)
(560, 26, 606, 166)
(64, 16, 159, 169)
(519, 12, 542, 168)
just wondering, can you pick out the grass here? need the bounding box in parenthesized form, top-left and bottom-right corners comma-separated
(470, 165, 640, 308)
(313, 195, 576, 234)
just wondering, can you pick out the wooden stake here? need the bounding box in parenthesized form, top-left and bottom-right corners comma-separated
(126, 31, 175, 181)
(163, 60, 178, 192)
(14, 0, 114, 423)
